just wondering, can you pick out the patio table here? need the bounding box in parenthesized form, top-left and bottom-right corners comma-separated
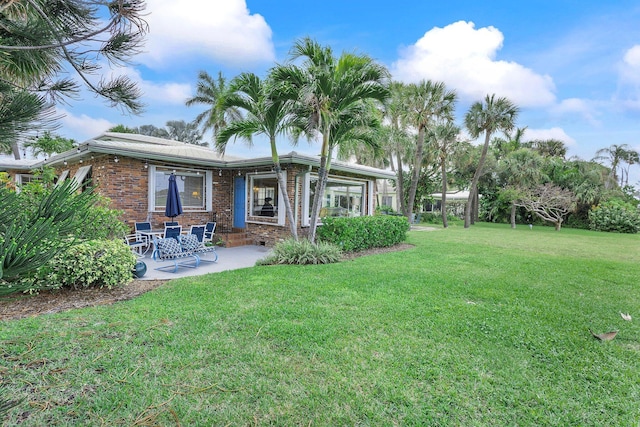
(139, 230, 166, 260)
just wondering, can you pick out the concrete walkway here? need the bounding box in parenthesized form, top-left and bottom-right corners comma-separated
(136, 245, 272, 280)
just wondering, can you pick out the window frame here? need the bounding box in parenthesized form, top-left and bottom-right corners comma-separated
(148, 165, 212, 212)
(301, 173, 369, 226)
(247, 172, 285, 225)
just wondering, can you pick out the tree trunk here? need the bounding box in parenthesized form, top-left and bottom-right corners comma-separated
(11, 141, 21, 160)
(473, 188, 479, 223)
(555, 220, 562, 231)
(465, 131, 491, 228)
(395, 153, 405, 216)
(406, 126, 426, 223)
(510, 203, 516, 228)
(274, 165, 298, 241)
(441, 156, 448, 228)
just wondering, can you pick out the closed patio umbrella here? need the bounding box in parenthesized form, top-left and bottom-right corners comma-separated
(165, 173, 183, 220)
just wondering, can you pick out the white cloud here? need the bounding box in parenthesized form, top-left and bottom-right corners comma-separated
(142, 0, 275, 68)
(523, 127, 576, 146)
(615, 45, 640, 111)
(59, 109, 114, 141)
(551, 98, 600, 126)
(391, 21, 556, 107)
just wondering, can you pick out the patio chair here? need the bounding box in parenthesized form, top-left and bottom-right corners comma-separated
(204, 221, 216, 243)
(134, 222, 152, 252)
(189, 225, 206, 242)
(164, 225, 182, 241)
(179, 233, 218, 263)
(123, 234, 147, 258)
(153, 236, 200, 273)
(164, 221, 179, 227)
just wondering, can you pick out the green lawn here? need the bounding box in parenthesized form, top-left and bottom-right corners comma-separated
(2, 223, 639, 426)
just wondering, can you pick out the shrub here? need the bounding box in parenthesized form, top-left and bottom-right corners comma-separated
(316, 215, 409, 252)
(257, 239, 342, 265)
(589, 200, 640, 233)
(40, 239, 136, 290)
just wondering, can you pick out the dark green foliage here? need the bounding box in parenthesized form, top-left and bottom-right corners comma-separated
(317, 215, 409, 252)
(0, 180, 97, 287)
(589, 200, 640, 233)
(257, 239, 342, 265)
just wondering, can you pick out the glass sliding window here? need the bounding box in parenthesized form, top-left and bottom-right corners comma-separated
(250, 175, 278, 217)
(154, 168, 205, 210)
(308, 176, 365, 218)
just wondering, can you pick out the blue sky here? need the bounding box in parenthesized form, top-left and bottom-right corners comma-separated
(56, 0, 640, 183)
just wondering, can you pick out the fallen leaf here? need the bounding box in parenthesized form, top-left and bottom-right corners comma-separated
(589, 329, 618, 341)
(620, 312, 632, 322)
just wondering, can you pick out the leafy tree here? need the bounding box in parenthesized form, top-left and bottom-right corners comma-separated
(525, 138, 567, 159)
(464, 94, 519, 228)
(137, 124, 168, 137)
(0, 0, 148, 155)
(498, 148, 545, 228)
(271, 37, 389, 243)
(402, 80, 457, 223)
(165, 120, 205, 145)
(108, 124, 138, 134)
(514, 183, 576, 231)
(186, 71, 242, 151)
(217, 72, 301, 239)
(23, 131, 75, 158)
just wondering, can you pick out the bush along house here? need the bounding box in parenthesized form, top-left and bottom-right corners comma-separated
(0, 132, 396, 247)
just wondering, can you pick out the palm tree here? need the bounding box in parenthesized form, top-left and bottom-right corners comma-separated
(429, 121, 460, 228)
(526, 138, 567, 158)
(621, 148, 639, 187)
(271, 37, 390, 243)
(594, 143, 632, 188)
(381, 81, 412, 216)
(217, 72, 301, 239)
(463, 94, 519, 228)
(402, 80, 457, 224)
(185, 71, 242, 153)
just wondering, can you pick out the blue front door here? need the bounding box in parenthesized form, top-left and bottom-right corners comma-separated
(233, 176, 246, 228)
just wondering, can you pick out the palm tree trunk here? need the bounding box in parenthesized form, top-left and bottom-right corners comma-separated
(10, 141, 21, 160)
(441, 155, 448, 228)
(465, 131, 491, 228)
(274, 165, 298, 240)
(406, 126, 425, 223)
(308, 133, 331, 244)
(510, 203, 516, 228)
(395, 152, 405, 216)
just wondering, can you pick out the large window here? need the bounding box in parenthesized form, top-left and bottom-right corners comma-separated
(250, 174, 278, 217)
(153, 167, 206, 210)
(307, 176, 365, 220)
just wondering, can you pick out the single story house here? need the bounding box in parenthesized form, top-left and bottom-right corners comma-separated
(1, 132, 396, 246)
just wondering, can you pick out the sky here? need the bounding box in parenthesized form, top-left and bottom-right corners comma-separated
(52, 0, 640, 184)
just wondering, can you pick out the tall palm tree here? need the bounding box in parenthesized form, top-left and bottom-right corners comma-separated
(464, 94, 519, 228)
(217, 72, 301, 239)
(185, 71, 242, 153)
(402, 80, 457, 224)
(271, 37, 390, 242)
(382, 81, 412, 216)
(621, 148, 639, 187)
(594, 143, 632, 188)
(429, 121, 460, 228)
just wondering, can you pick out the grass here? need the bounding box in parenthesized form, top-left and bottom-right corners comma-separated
(1, 223, 640, 426)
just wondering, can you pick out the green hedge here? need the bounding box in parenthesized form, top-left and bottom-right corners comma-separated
(316, 215, 410, 252)
(589, 200, 640, 233)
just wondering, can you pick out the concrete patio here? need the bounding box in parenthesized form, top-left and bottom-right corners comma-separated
(136, 245, 273, 280)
